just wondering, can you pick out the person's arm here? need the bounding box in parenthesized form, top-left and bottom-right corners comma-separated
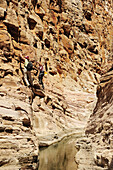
(36, 62, 41, 70)
(31, 62, 39, 72)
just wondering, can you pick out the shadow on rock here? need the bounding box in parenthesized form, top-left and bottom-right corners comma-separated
(108, 157, 113, 170)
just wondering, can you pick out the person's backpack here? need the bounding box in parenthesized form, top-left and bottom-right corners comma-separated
(27, 61, 33, 71)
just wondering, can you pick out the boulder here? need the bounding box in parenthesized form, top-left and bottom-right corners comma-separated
(4, 8, 19, 29)
(33, 89, 45, 97)
(35, 6, 45, 16)
(0, 0, 7, 9)
(0, 7, 6, 19)
(19, 30, 30, 44)
(60, 34, 74, 54)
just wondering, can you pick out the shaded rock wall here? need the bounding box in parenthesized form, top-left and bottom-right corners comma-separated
(75, 66, 113, 170)
(85, 68, 113, 169)
(0, 0, 112, 169)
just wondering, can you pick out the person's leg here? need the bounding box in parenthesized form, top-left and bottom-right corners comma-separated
(28, 71, 33, 86)
(24, 67, 30, 86)
(38, 73, 42, 84)
(42, 81, 44, 89)
(41, 72, 44, 89)
(38, 71, 44, 89)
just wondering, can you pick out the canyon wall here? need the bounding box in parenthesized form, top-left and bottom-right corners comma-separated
(86, 66, 113, 170)
(0, 0, 112, 169)
(76, 66, 113, 170)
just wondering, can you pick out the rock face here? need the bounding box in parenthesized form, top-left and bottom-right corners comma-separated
(0, 87, 39, 169)
(76, 65, 113, 170)
(86, 67, 113, 169)
(0, 0, 112, 169)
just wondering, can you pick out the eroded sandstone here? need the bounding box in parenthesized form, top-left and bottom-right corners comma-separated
(0, 0, 112, 169)
(76, 66, 113, 170)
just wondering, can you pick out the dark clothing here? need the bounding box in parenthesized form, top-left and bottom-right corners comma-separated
(38, 70, 44, 89)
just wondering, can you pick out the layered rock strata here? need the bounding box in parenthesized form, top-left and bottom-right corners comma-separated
(0, 0, 112, 169)
(76, 66, 113, 170)
(0, 93, 39, 169)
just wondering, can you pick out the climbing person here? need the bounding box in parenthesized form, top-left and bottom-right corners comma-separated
(20, 53, 33, 87)
(37, 62, 45, 89)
